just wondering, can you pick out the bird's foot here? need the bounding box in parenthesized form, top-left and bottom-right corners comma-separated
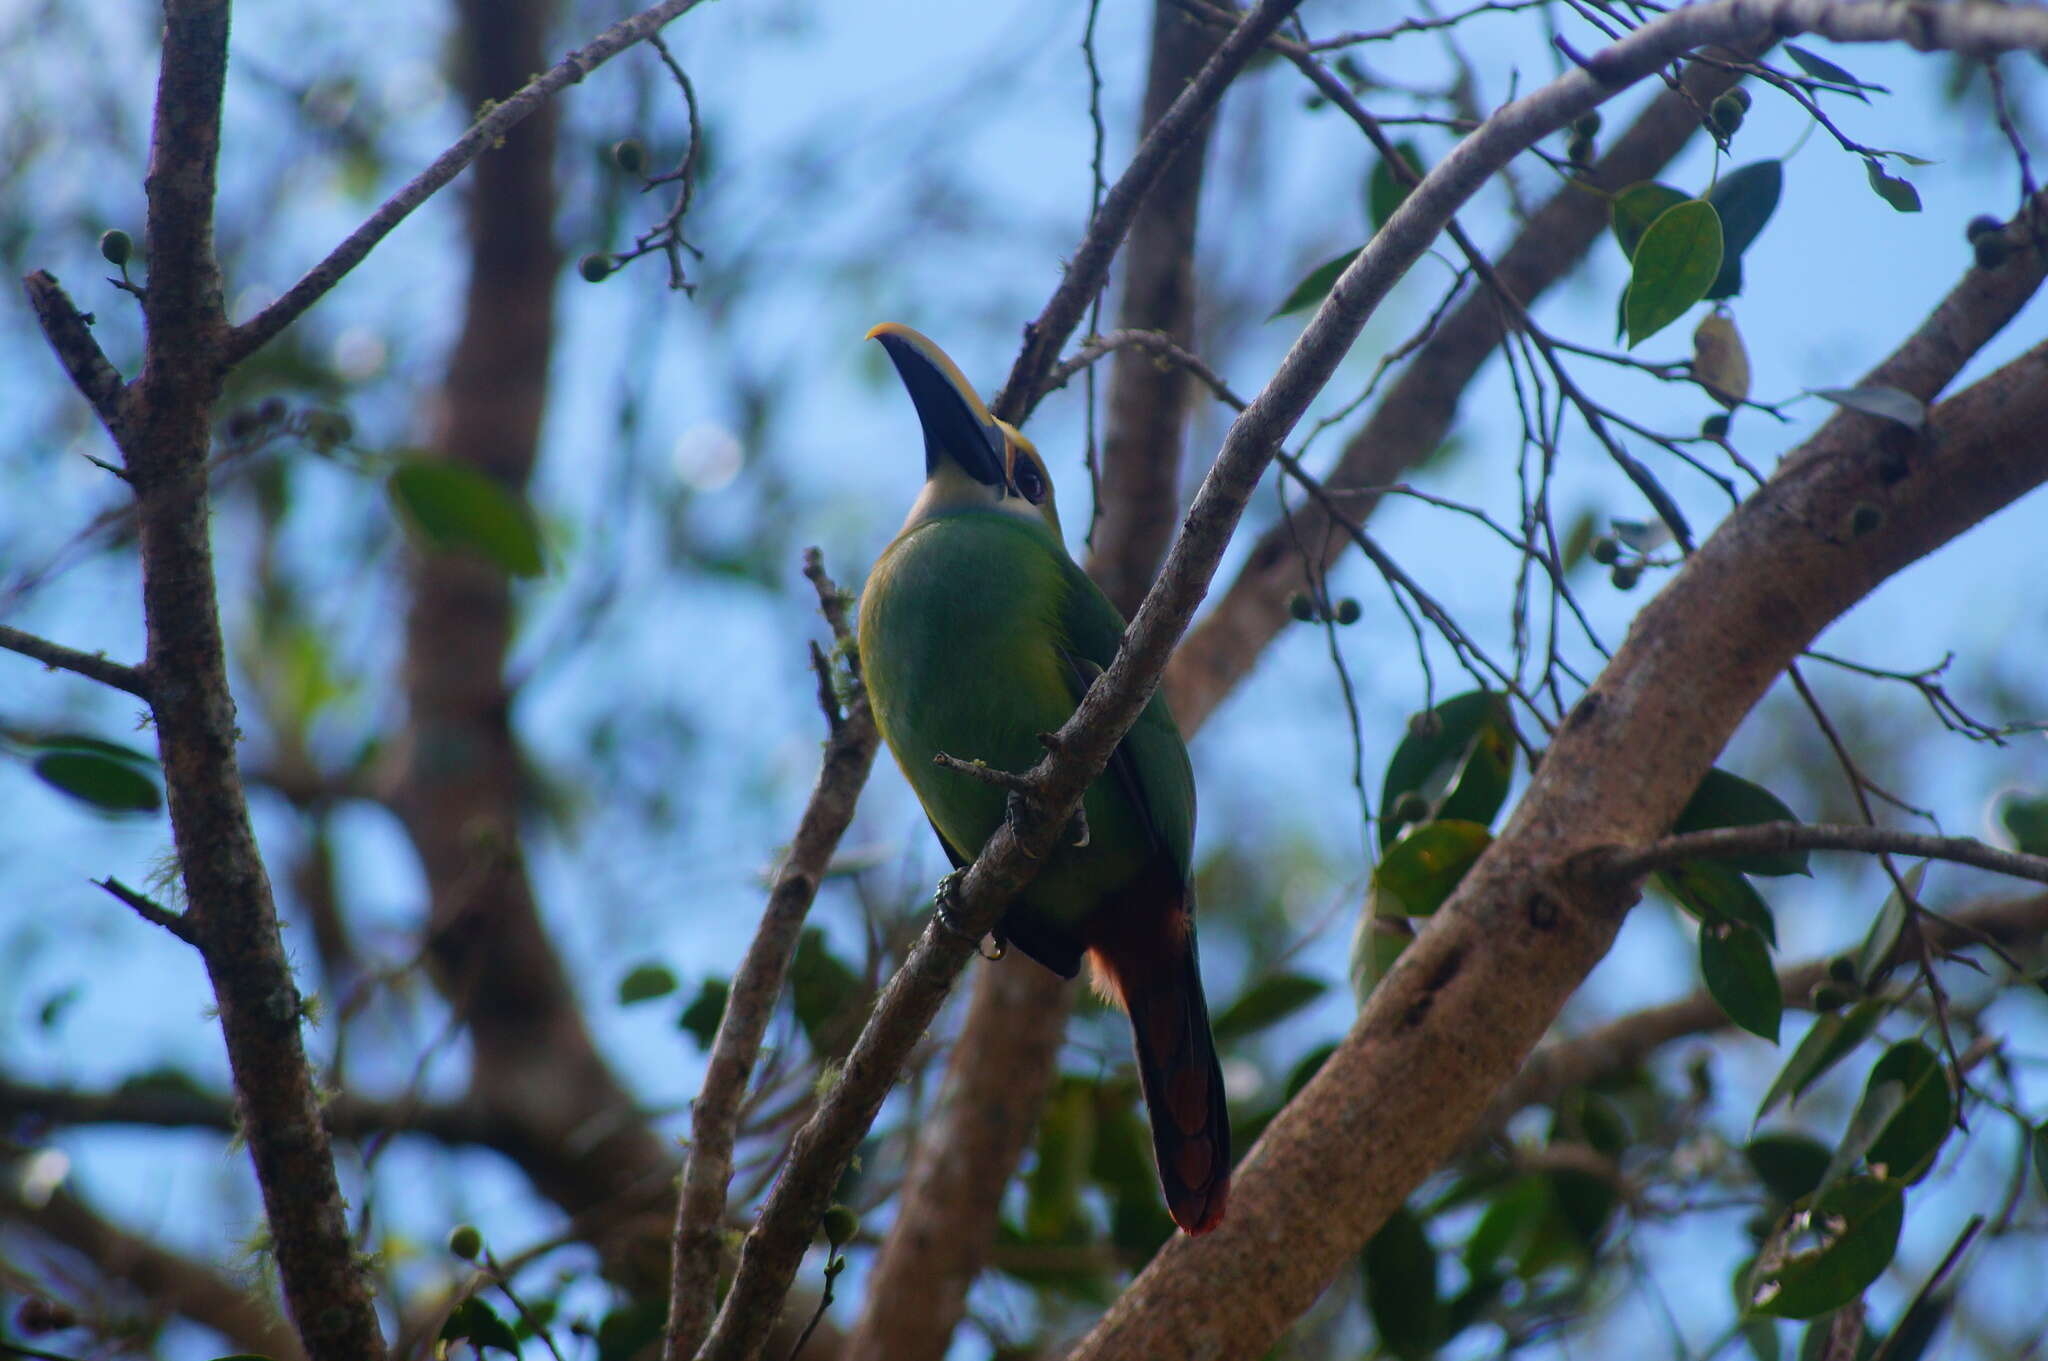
(931, 869, 1007, 961)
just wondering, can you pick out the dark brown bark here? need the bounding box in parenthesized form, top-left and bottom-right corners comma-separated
(112, 4, 390, 1356)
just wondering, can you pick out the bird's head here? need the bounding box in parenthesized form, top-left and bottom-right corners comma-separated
(868, 322, 1063, 542)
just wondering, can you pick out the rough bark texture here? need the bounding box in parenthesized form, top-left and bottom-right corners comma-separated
(1064, 330, 2048, 1358)
(114, 4, 390, 1356)
(388, 0, 674, 1290)
(842, 8, 1230, 1359)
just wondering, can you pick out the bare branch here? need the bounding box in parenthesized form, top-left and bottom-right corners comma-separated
(107, 2, 391, 1355)
(988, 0, 1306, 425)
(663, 558, 882, 1361)
(95, 877, 196, 944)
(1486, 894, 2048, 1141)
(1594, 823, 2048, 888)
(0, 624, 150, 698)
(222, 0, 714, 365)
(20, 272, 127, 442)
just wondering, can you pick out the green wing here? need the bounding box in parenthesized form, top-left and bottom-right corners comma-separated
(1052, 557, 1197, 878)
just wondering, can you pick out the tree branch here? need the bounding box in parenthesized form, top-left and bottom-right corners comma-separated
(1485, 892, 2048, 1141)
(704, 6, 2048, 1357)
(987, 0, 1305, 425)
(0, 624, 150, 698)
(1597, 823, 2048, 888)
(101, 4, 392, 1356)
(19, 272, 127, 442)
(1163, 42, 1759, 727)
(663, 555, 882, 1361)
(221, 0, 713, 365)
(1061, 333, 2048, 1361)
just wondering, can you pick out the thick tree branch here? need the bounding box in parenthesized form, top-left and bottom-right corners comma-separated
(222, 0, 712, 364)
(1598, 823, 2048, 888)
(664, 555, 882, 1361)
(1062, 334, 2048, 1360)
(987, 0, 1305, 425)
(0, 624, 150, 698)
(702, 8, 2048, 1357)
(117, 3, 387, 1357)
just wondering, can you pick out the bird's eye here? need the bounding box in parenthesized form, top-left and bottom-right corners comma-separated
(1012, 457, 1047, 506)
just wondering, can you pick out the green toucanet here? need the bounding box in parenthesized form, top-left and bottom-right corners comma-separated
(856, 323, 1229, 1234)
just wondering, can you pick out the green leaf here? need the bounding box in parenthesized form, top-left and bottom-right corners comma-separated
(1211, 971, 1327, 1043)
(1746, 1176, 1904, 1319)
(1746, 1133, 1832, 1204)
(789, 928, 863, 1052)
(1350, 909, 1417, 1000)
(1675, 769, 1808, 875)
(1659, 858, 1778, 945)
(1702, 921, 1782, 1041)
(1854, 862, 1926, 986)
(1862, 158, 1922, 213)
(1465, 1175, 1551, 1272)
(677, 977, 730, 1049)
(617, 962, 678, 1006)
(1998, 792, 2048, 854)
(1362, 1206, 1441, 1358)
(1705, 161, 1783, 299)
(441, 1298, 523, 1357)
(1817, 1078, 1906, 1195)
(388, 456, 545, 577)
(1611, 181, 1690, 260)
(1374, 821, 1493, 916)
(1860, 1041, 1952, 1184)
(1379, 690, 1516, 850)
(1757, 1001, 1885, 1121)
(1784, 44, 1890, 99)
(1627, 199, 1724, 346)
(1813, 384, 1927, 430)
(1269, 247, 1360, 320)
(32, 750, 161, 813)
(29, 732, 156, 765)
(1370, 141, 1425, 230)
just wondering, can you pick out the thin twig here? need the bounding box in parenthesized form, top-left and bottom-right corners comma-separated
(225, 0, 713, 364)
(95, 877, 197, 945)
(0, 624, 150, 698)
(1594, 823, 2048, 887)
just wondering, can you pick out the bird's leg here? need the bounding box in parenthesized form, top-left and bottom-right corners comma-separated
(931, 869, 1007, 961)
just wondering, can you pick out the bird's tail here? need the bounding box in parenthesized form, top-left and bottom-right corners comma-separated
(1089, 896, 1230, 1235)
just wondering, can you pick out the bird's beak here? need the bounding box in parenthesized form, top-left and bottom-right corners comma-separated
(868, 323, 1008, 487)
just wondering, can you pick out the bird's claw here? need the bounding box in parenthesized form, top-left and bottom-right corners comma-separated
(931, 869, 1007, 961)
